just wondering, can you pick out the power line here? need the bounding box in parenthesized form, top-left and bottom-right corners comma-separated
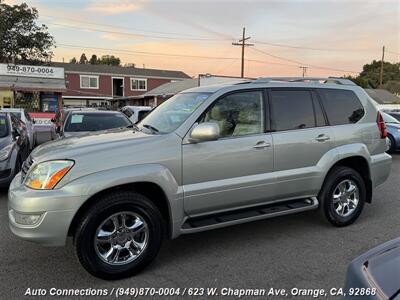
(47, 22, 230, 42)
(40, 15, 225, 39)
(250, 47, 359, 74)
(386, 49, 400, 55)
(58, 43, 240, 60)
(41, 15, 380, 53)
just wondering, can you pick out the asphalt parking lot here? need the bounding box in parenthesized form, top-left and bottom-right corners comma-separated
(1, 155, 400, 300)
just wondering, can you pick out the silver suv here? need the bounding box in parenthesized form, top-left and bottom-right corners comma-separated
(8, 77, 391, 279)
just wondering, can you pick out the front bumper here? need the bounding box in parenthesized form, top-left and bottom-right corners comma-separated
(8, 173, 86, 246)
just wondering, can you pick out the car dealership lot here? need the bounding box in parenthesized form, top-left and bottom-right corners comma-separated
(1, 155, 400, 299)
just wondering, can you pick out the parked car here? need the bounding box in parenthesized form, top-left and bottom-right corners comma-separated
(51, 107, 97, 135)
(1, 108, 35, 149)
(0, 112, 29, 187)
(385, 111, 400, 122)
(58, 110, 132, 138)
(8, 77, 391, 279)
(344, 237, 400, 299)
(381, 111, 400, 153)
(121, 106, 152, 124)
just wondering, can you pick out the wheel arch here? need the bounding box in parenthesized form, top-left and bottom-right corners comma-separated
(324, 156, 372, 203)
(68, 182, 172, 238)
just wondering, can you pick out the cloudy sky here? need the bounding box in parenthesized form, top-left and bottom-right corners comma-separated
(5, 0, 400, 78)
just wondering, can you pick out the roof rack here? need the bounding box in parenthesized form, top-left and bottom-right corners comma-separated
(252, 77, 356, 86)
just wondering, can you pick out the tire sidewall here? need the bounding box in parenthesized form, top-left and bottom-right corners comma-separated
(75, 194, 163, 279)
(388, 135, 396, 153)
(321, 168, 366, 226)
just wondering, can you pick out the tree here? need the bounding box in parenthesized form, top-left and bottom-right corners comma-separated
(79, 53, 88, 64)
(89, 54, 98, 65)
(69, 57, 77, 64)
(98, 55, 121, 66)
(0, 0, 55, 64)
(345, 60, 400, 89)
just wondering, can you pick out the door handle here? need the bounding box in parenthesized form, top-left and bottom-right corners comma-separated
(315, 134, 330, 142)
(253, 141, 271, 149)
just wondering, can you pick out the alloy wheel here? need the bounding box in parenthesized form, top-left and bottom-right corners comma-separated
(94, 212, 149, 265)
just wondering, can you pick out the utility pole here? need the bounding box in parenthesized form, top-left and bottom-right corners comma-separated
(299, 66, 308, 77)
(379, 46, 385, 88)
(232, 27, 254, 78)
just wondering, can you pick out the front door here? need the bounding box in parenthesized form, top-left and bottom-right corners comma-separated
(182, 90, 274, 216)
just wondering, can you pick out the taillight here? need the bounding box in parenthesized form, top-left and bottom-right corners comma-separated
(377, 111, 387, 139)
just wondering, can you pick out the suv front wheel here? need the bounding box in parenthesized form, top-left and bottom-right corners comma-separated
(74, 191, 164, 279)
(319, 166, 366, 227)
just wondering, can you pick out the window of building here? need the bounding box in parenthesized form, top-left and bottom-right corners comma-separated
(318, 89, 364, 125)
(130, 78, 147, 91)
(80, 75, 99, 89)
(271, 90, 315, 131)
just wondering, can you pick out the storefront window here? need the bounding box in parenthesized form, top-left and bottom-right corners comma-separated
(40, 93, 58, 112)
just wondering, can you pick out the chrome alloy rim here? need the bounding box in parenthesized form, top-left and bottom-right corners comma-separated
(332, 179, 359, 217)
(94, 212, 149, 265)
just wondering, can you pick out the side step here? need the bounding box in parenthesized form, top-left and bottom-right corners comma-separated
(181, 197, 319, 233)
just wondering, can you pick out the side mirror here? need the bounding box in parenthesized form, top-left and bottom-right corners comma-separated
(32, 119, 36, 124)
(50, 118, 56, 123)
(189, 122, 220, 143)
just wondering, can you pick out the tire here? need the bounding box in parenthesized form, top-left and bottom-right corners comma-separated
(318, 166, 366, 227)
(74, 191, 164, 280)
(387, 134, 396, 153)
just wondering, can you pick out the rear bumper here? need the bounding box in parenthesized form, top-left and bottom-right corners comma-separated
(370, 153, 392, 188)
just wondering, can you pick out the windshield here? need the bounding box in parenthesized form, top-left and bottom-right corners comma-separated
(64, 112, 132, 132)
(10, 112, 21, 120)
(138, 92, 211, 134)
(382, 112, 400, 124)
(0, 115, 8, 138)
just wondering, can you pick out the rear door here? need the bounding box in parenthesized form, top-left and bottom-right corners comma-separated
(182, 90, 274, 216)
(269, 88, 335, 200)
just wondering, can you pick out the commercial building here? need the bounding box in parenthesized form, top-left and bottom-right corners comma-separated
(0, 63, 66, 112)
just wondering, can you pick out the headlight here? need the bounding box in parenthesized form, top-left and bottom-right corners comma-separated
(0, 144, 14, 161)
(25, 160, 74, 190)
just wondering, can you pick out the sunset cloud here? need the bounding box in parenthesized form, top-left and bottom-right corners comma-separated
(86, 0, 146, 15)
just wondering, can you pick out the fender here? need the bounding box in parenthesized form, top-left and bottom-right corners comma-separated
(63, 163, 185, 239)
(315, 143, 372, 191)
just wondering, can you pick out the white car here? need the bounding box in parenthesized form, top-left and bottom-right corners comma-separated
(0, 108, 35, 149)
(121, 106, 152, 124)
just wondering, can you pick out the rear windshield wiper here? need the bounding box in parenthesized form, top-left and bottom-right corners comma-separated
(142, 124, 159, 133)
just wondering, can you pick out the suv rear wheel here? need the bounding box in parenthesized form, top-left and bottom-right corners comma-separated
(74, 191, 164, 279)
(318, 166, 366, 226)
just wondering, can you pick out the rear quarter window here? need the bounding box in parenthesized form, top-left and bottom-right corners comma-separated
(318, 89, 364, 125)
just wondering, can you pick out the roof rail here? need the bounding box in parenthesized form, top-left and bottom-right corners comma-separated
(252, 77, 356, 86)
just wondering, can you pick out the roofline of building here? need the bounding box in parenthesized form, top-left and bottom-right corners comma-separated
(64, 70, 188, 81)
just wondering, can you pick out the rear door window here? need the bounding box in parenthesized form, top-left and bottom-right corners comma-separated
(270, 90, 316, 131)
(318, 89, 364, 125)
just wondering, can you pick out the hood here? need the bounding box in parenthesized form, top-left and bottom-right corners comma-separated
(32, 128, 158, 161)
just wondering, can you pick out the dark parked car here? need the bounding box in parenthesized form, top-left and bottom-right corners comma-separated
(384, 110, 400, 122)
(59, 110, 133, 138)
(0, 112, 29, 187)
(381, 111, 400, 153)
(344, 237, 400, 299)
